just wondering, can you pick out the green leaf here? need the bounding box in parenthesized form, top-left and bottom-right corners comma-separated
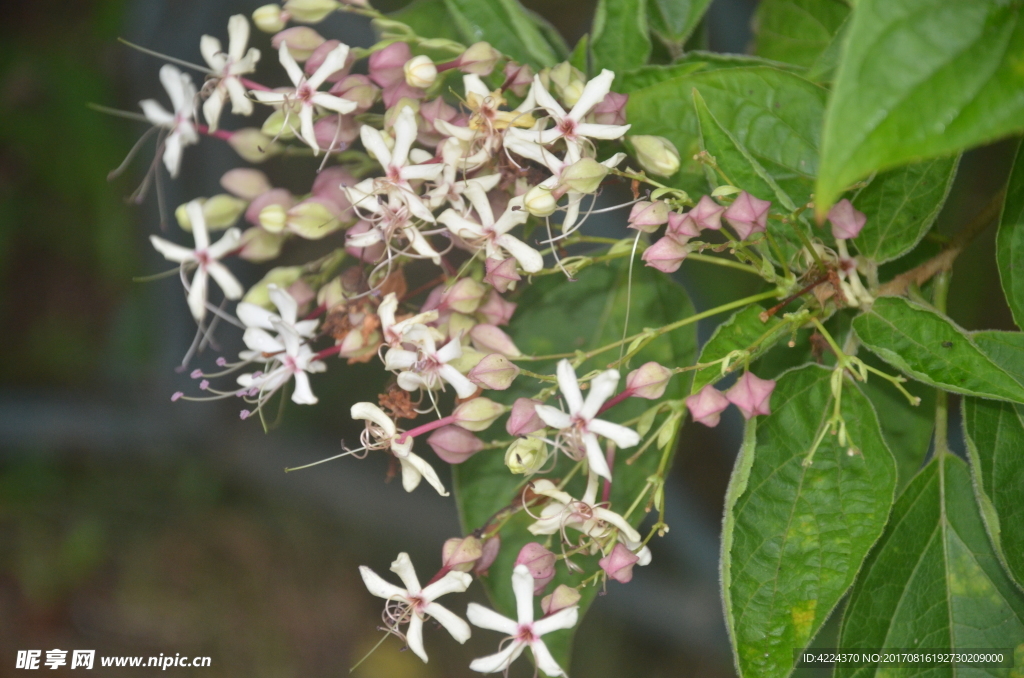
(624, 66, 827, 206)
(752, 0, 849, 69)
(442, 0, 562, 68)
(453, 261, 697, 669)
(388, 0, 463, 42)
(591, 0, 651, 73)
(997, 139, 1024, 330)
(804, 14, 849, 84)
(851, 155, 960, 264)
(835, 453, 1024, 675)
(973, 330, 1024, 388)
(963, 397, 1024, 592)
(568, 34, 589, 75)
(816, 0, 1024, 218)
(721, 364, 897, 678)
(852, 296, 1024, 403)
(691, 305, 788, 394)
(648, 0, 712, 46)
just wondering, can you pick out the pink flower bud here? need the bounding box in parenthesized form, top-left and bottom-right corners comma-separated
(685, 384, 730, 427)
(421, 284, 445, 313)
(690, 195, 725, 231)
(453, 397, 506, 431)
(221, 168, 272, 200)
(470, 324, 522, 357)
(271, 27, 326, 61)
(477, 290, 517, 326)
(599, 543, 640, 583)
(590, 91, 628, 126)
(312, 114, 358, 152)
(442, 278, 486, 314)
(418, 97, 459, 146)
(245, 188, 295, 226)
(329, 74, 378, 112)
(311, 165, 356, 215)
(468, 353, 520, 390)
(304, 39, 351, 82)
(666, 211, 701, 241)
(442, 535, 483, 572)
(484, 257, 521, 293)
(368, 41, 411, 88)
(724, 191, 771, 240)
(828, 199, 867, 240)
(626, 362, 673, 399)
(541, 584, 581, 615)
(427, 425, 485, 463)
(287, 279, 315, 308)
(628, 200, 670, 232)
(515, 543, 556, 593)
(382, 81, 425, 108)
(725, 371, 775, 420)
(474, 535, 500, 575)
(503, 61, 534, 97)
(507, 398, 545, 436)
(642, 235, 689, 273)
(457, 42, 501, 75)
(345, 220, 385, 262)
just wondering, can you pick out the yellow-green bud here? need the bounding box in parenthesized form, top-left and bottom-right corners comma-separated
(259, 204, 288, 233)
(260, 109, 296, 140)
(287, 200, 342, 239)
(549, 62, 585, 106)
(404, 55, 437, 89)
(283, 0, 339, 24)
(505, 436, 548, 474)
(453, 397, 506, 431)
(561, 158, 609, 194)
(459, 42, 500, 75)
(237, 227, 288, 263)
(524, 185, 558, 217)
(202, 194, 248, 229)
(253, 4, 286, 33)
(243, 266, 304, 308)
(631, 135, 681, 177)
(228, 128, 282, 163)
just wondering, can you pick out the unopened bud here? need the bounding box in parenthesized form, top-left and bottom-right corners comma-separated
(477, 290, 516, 326)
(253, 4, 287, 33)
(631, 135, 681, 177)
(470, 324, 522, 357)
(505, 436, 548, 475)
(458, 42, 500, 75)
(427, 425, 485, 463)
(246, 188, 295, 226)
(726, 371, 775, 419)
(383, 97, 420, 129)
(506, 398, 545, 436)
(243, 266, 303, 307)
(626, 362, 673, 399)
(503, 61, 534, 97)
(628, 200, 670, 232)
(261, 108, 296, 139)
(599, 543, 640, 583)
(228, 128, 283, 163)
(283, 0, 339, 24)
(524, 185, 557, 217)
(483, 257, 521, 293)
(452, 397, 506, 431)
(516, 543, 556, 593)
(287, 199, 343, 239)
(590, 91, 628, 126)
(666, 212, 700, 241)
(828, 199, 867, 240)
(330, 74, 378, 111)
(237, 226, 287, 263)
(641, 236, 689, 273)
(549, 62, 585, 106)
(442, 278, 486, 314)
(305, 40, 350, 82)
(685, 384, 729, 428)
(205, 194, 248, 229)
(368, 41, 411, 88)
(271, 27, 326, 61)
(221, 168, 272, 200)
(475, 535, 500, 575)
(259, 204, 288, 233)
(561, 158, 608, 194)
(441, 535, 483, 572)
(468, 353, 520, 390)
(403, 55, 437, 89)
(316, 276, 345, 309)
(723, 191, 771, 240)
(541, 585, 580, 615)
(689, 195, 725, 230)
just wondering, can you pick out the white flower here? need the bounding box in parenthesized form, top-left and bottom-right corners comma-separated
(359, 552, 472, 663)
(200, 14, 261, 131)
(534, 360, 640, 480)
(150, 200, 242, 321)
(344, 199, 442, 264)
(437, 189, 542, 273)
(350, 402, 449, 496)
(384, 326, 478, 399)
(237, 320, 325, 405)
(467, 564, 578, 677)
(251, 43, 357, 154)
(140, 64, 199, 177)
(237, 284, 318, 359)
(528, 472, 652, 566)
(507, 69, 630, 163)
(353, 106, 444, 223)
(378, 293, 439, 347)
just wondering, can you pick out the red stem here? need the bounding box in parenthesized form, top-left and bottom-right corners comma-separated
(304, 302, 327, 320)
(597, 389, 633, 415)
(240, 77, 273, 92)
(314, 344, 344, 361)
(195, 124, 232, 141)
(397, 414, 458, 443)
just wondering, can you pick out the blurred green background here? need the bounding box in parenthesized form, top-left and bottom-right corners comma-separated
(0, 1, 1015, 676)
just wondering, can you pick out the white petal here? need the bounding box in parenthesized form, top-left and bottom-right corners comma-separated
(298, 105, 319, 154)
(434, 338, 462, 364)
(308, 43, 350, 90)
(277, 43, 304, 86)
(534, 404, 571, 430)
(185, 201, 209, 249)
(592, 506, 642, 545)
(583, 432, 612, 480)
(423, 602, 471, 644)
(403, 192, 438, 225)
(466, 603, 518, 635)
(555, 360, 584, 414)
(227, 14, 250, 62)
(406, 614, 427, 663)
(290, 370, 317, 404)
(140, 99, 174, 127)
(350, 402, 396, 436)
(149, 236, 193, 263)
(200, 35, 224, 70)
(530, 75, 566, 120)
(390, 552, 421, 594)
(580, 369, 619, 420)
(187, 268, 208, 321)
(243, 327, 283, 354)
(574, 121, 631, 140)
(511, 564, 535, 625)
(359, 565, 407, 600)
(496, 234, 543, 273)
(438, 210, 486, 241)
(360, 125, 392, 168)
(311, 91, 357, 114)
(401, 452, 449, 496)
(530, 638, 568, 677)
(206, 261, 243, 300)
(225, 77, 254, 115)
(273, 318, 301, 356)
(399, 163, 445, 182)
(391, 106, 418, 168)
(421, 570, 472, 600)
(532, 605, 579, 637)
(469, 641, 526, 674)
(268, 284, 298, 324)
(439, 364, 478, 399)
(159, 64, 188, 112)
(567, 68, 615, 120)
(237, 302, 275, 330)
(162, 133, 184, 178)
(463, 74, 491, 99)
(202, 89, 226, 131)
(384, 348, 418, 371)
(250, 90, 288, 105)
(588, 418, 641, 448)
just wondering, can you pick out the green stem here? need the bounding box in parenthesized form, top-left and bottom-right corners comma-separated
(932, 269, 952, 456)
(685, 252, 761, 275)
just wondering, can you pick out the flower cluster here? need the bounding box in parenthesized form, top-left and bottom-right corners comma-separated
(107, 2, 894, 672)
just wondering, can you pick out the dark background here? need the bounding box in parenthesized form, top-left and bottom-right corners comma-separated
(0, 0, 1014, 676)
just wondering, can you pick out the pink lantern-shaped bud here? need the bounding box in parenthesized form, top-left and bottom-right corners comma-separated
(470, 324, 521, 357)
(515, 543, 556, 593)
(726, 371, 776, 420)
(426, 425, 485, 464)
(599, 543, 640, 583)
(484, 257, 521, 293)
(474, 535, 501, 575)
(590, 91, 628, 126)
(468, 353, 520, 390)
(506, 398, 545, 436)
(685, 384, 730, 427)
(724, 191, 771, 240)
(667, 211, 701, 240)
(304, 39, 352, 82)
(442, 535, 483, 572)
(642, 235, 689, 273)
(503, 61, 534, 97)
(628, 200, 670, 233)
(828, 199, 867, 240)
(368, 41, 410, 88)
(690, 195, 725, 231)
(625, 362, 673, 399)
(541, 584, 581, 615)
(477, 290, 517, 326)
